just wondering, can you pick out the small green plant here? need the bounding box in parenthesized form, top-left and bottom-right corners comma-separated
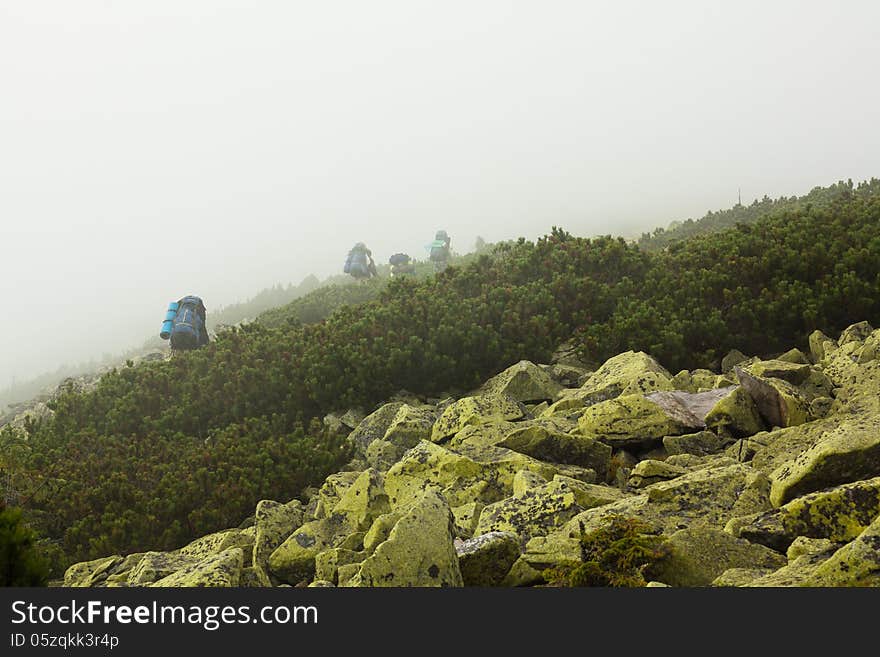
(543, 515, 666, 587)
(0, 503, 50, 586)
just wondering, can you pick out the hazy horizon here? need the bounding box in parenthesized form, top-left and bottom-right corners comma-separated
(2, 1, 879, 385)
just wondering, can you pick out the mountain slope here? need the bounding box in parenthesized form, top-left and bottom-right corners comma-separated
(2, 178, 879, 570)
(637, 179, 866, 252)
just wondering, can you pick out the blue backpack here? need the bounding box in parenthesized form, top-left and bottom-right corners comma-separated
(170, 295, 208, 350)
(345, 244, 370, 277)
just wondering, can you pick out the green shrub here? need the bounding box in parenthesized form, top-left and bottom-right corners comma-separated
(543, 516, 666, 587)
(0, 504, 50, 586)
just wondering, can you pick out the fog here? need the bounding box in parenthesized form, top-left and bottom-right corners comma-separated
(2, 1, 879, 385)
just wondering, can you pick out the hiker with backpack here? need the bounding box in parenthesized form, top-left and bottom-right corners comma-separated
(160, 295, 209, 350)
(427, 230, 451, 273)
(388, 253, 416, 277)
(344, 243, 378, 280)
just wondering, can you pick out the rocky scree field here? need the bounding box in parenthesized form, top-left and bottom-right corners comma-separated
(61, 321, 880, 587)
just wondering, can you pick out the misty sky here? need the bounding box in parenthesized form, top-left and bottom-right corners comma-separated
(2, 1, 879, 384)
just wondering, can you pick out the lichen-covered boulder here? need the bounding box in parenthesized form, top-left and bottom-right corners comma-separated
(671, 370, 696, 393)
(386, 439, 590, 510)
(809, 330, 837, 362)
(431, 394, 526, 442)
(799, 367, 835, 399)
(777, 348, 809, 365)
(475, 480, 582, 541)
(479, 360, 564, 403)
(365, 438, 402, 471)
(820, 342, 867, 388)
(545, 363, 592, 388)
(382, 404, 437, 449)
(64, 556, 122, 587)
(711, 568, 775, 587)
(513, 469, 548, 497)
(331, 468, 391, 532)
(666, 453, 738, 472)
(383, 441, 486, 508)
(786, 536, 836, 561)
(858, 330, 880, 364)
(744, 359, 812, 386)
(313, 470, 361, 519)
(563, 463, 769, 538)
(314, 548, 364, 585)
(502, 533, 584, 586)
(113, 529, 251, 591)
(150, 548, 243, 587)
(663, 430, 730, 456)
(746, 550, 837, 587)
(628, 460, 686, 488)
(736, 368, 811, 429)
(577, 394, 695, 449)
(769, 413, 880, 506)
(825, 359, 880, 412)
(451, 502, 484, 538)
(721, 349, 749, 374)
(362, 511, 407, 554)
(809, 396, 834, 419)
(498, 424, 612, 476)
(703, 386, 765, 438)
(563, 351, 674, 408)
(252, 499, 304, 585)
(348, 402, 405, 453)
(269, 470, 390, 584)
(650, 527, 786, 587)
(838, 321, 874, 346)
(743, 417, 840, 477)
(178, 529, 253, 561)
(238, 567, 264, 587)
(691, 369, 721, 391)
(345, 491, 463, 587)
(97, 552, 145, 587)
(268, 514, 352, 585)
(541, 393, 593, 418)
(799, 514, 880, 586)
(545, 475, 623, 509)
(455, 531, 521, 586)
(671, 368, 726, 393)
(735, 477, 880, 551)
(127, 552, 198, 586)
(446, 421, 522, 449)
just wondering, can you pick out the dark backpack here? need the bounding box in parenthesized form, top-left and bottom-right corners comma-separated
(170, 296, 208, 350)
(389, 253, 410, 266)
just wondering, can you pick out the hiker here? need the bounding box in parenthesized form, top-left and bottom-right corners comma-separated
(160, 295, 209, 350)
(344, 242, 378, 280)
(388, 253, 416, 277)
(427, 230, 451, 273)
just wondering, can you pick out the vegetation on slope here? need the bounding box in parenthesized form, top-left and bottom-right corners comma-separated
(0, 504, 50, 586)
(3, 178, 879, 571)
(638, 179, 863, 252)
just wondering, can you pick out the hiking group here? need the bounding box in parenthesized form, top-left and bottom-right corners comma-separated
(159, 230, 452, 351)
(346, 229, 452, 281)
